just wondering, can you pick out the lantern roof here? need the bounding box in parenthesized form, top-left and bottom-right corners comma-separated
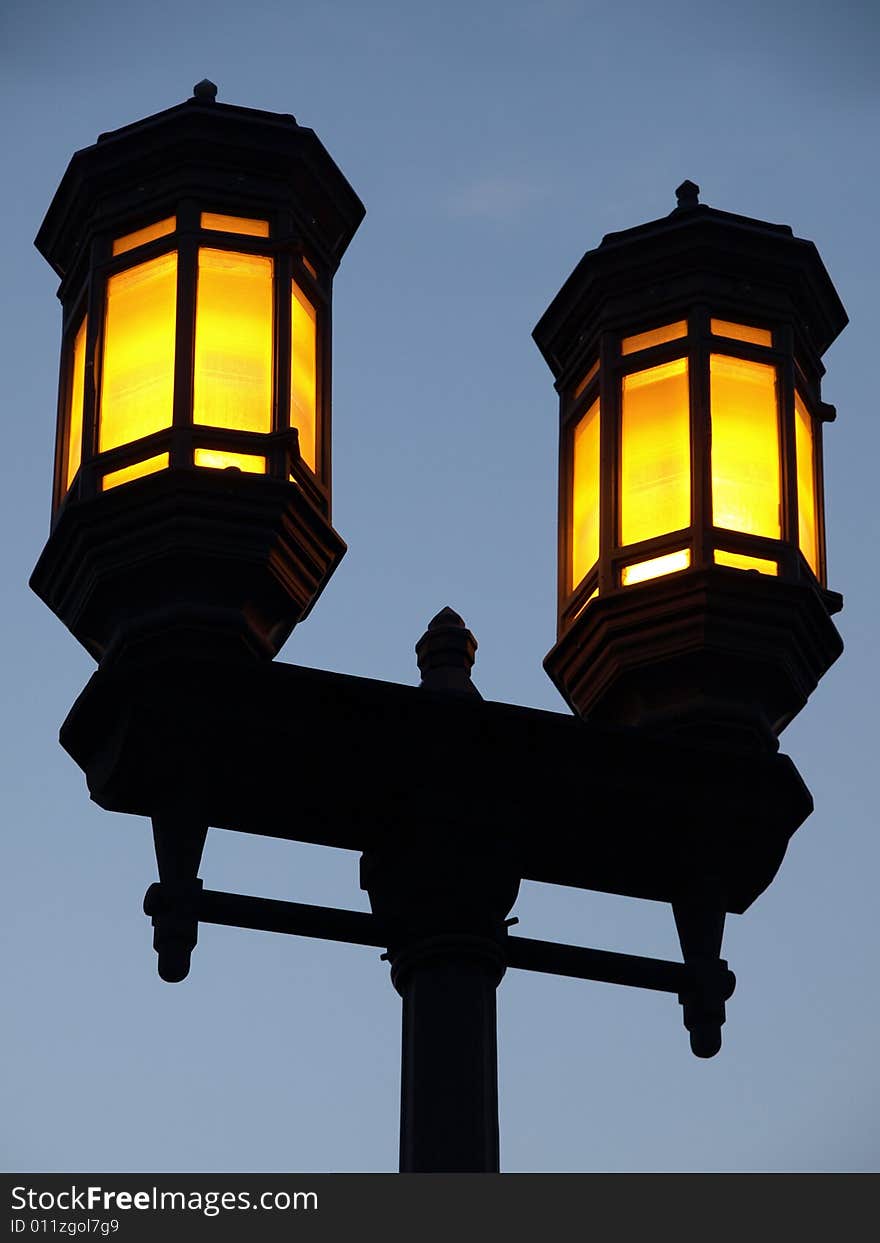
(36, 81, 365, 283)
(533, 182, 847, 382)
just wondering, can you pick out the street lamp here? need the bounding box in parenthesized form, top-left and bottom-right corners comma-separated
(31, 90, 847, 1174)
(536, 179, 846, 749)
(32, 79, 362, 666)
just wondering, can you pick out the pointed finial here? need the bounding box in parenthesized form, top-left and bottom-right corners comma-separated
(193, 79, 218, 102)
(428, 605, 466, 630)
(416, 607, 480, 696)
(675, 179, 700, 210)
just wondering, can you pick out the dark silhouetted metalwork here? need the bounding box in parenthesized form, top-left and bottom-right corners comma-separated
(31, 89, 846, 1173)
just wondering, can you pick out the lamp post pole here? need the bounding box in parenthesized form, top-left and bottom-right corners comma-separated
(392, 932, 508, 1172)
(361, 609, 517, 1173)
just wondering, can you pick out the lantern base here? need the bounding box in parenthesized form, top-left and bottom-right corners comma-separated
(544, 567, 843, 750)
(30, 468, 346, 668)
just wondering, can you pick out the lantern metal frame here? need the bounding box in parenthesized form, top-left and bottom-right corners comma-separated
(557, 310, 837, 627)
(32, 83, 363, 666)
(536, 182, 846, 743)
(52, 205, 330, 519)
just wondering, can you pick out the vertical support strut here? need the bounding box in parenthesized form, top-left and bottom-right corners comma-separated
(149, 812, 208, 982)
(673, 900, 730, 1058)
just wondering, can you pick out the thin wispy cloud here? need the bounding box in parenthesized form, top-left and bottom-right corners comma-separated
(446, 175, 548, 221)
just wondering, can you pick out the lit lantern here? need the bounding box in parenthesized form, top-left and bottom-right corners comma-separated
(535, 182, 847, 748)
(31, 82, 364, 664)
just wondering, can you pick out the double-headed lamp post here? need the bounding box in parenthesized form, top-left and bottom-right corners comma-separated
(31, 87, 847, 1173)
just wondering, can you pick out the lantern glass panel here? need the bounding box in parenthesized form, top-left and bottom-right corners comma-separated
(99, 252, 177, 451)
(710, 354, 780, 538)
(193, 249, 273, 434)
(112, 217, 176, 257)
(795, 392, 820, 576)
(620, 358, 690, 545)
(571, 397, 600, 588)
(291, 281, 317, 471)
(710, 319, 773, 347)
(621, 549, 690, 585)
(65, 316, 87, 489)
(621, 320, 687, 356)
(714, 549, 778, 575)
(200, 213, 270, 238)
(102, 452, 169, 491)
(194, 448, 266, 474)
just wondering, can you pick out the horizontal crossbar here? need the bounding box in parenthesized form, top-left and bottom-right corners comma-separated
(143, 884, 735, 999)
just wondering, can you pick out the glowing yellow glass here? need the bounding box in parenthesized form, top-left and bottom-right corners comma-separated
(194, 448, 266, 474)
(291, 281, 317, 471)
(795, 392, 819, 575)
(711, 319, 772, 348)
(571, 398, 600, 587)
(65, 317, 87, 489)
(302, 255, 318, 279)
(622, 549, 690, 585)
(621, 321, 687, 356)
(102, 453, 169, 491)
(710, 355, 780, 538)
(193, 249, 273, 434)
(99, 253, 177, 452)
(573, 359, 599, 400)
(714, 550, 778, 575)
(620, 359, 690, 545)
(200, 213, 270, 238)
(112, 217, 176, 257)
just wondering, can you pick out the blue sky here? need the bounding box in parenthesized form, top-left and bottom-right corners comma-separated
(2, 0, 879, 1172)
